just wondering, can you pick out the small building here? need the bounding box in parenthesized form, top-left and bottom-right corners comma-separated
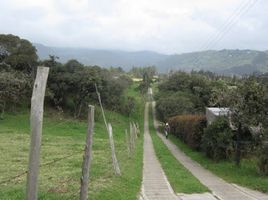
(206, 107, 230, 125)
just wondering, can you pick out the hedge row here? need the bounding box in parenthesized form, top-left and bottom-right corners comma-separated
(168, 115, 207, 150)
(168, 114, 268, 175)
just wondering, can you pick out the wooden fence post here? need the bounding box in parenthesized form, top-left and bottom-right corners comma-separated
(133, 122, 138, 139)
(80, 105, 95, 200)
(135, 122, 140, 137)
(26, 66, 49, 200)
(108, 123, 121, 176)
(129, 123, 133, 153)
(125, 129, 130, 157)
(130, 122, 136, 151)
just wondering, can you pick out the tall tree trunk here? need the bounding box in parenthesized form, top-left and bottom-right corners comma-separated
(0, 101, 6, 119)
(77, 103, 83, 118)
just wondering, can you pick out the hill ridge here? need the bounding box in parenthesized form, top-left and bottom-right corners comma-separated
(34, 43, 268, 75)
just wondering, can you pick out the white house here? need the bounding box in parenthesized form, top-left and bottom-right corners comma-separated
(206, 107, 230, 125)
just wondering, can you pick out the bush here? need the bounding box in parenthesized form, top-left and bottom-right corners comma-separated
(0, 70, 31, 118)
(257, 144, 268, 175)
(168, 115, 207, 150)
(201, 117, 233, 161)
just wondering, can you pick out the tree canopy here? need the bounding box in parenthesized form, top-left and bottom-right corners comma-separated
(0, 34, 38, 73)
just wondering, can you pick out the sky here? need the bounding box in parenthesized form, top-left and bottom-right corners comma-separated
(0, 0, 267, 54)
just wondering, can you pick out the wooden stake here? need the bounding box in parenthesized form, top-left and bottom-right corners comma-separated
(94, 84, 108, 130)
(26, 66, 49, 200)
(125, 129, 130, 157)
(133, 122, 138, 139)
(135, 122, 140, 137)
(131, 122, 136, 150)
(129, 123, 133, 153)
(95, 84, 121, 175)
(108, 123, 121, 176)
(80, 105, 95, 200)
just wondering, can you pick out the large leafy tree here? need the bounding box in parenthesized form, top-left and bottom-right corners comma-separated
(46, 60, 128, 118)
(228, 78, 268, 165)
(0, 34, 38, 73)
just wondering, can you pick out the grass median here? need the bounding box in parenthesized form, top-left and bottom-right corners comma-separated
(148, 104, 209, 194)
(168, 134, 268, 193)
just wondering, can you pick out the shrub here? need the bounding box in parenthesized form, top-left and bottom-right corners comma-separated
(257, 144, 268, 176)
(0, 70, 31, 118)
(201, 117, 233, 161)
(168, 115, 207, 150)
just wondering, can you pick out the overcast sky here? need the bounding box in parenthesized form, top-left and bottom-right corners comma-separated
(0, 0, 267, 54)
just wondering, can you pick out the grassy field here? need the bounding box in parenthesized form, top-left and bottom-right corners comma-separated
(0, 83, 144, 200)
(148, 103, 209, 194)
(169, 134, 268, 193)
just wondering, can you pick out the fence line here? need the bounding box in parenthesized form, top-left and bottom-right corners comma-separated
(0, 149, 84, 186)
(95, 84, 121, 176)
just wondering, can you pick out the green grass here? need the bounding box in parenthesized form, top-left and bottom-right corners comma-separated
(147, 104, 209, 194)
(168, 134, 268, 193)
(0, 83, 144, 200)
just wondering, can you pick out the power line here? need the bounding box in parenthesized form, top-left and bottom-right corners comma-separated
(198, 0, 250, 50)
(204, 0, 258, 50)
(191, 0, 259, 69)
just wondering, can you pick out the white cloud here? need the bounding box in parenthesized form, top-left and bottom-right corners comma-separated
(0, 0, 267, 53)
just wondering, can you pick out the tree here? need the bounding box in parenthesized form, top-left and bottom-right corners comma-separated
(209, 80, 231, 107)
(140, 71, 151, 92)
(129, 66, 157, 78)
(202, 117, 233, 161)
(0, 70, 31, 118)
(64, 59, 84, 72)
(228, 78, 268, 165)
(46, 64, 101, 118)
(0, 34, 38, 73)
(41, 55, 61, 68)
(156, 92, 196, 121)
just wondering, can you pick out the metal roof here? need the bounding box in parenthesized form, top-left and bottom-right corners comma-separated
(206, 107, 230, 116)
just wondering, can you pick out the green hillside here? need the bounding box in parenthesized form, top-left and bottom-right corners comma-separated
(158, 49, 268, 75)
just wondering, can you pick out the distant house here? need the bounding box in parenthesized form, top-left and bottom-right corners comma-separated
(206, 107, 230, 125)
(132, 78, 143, 82)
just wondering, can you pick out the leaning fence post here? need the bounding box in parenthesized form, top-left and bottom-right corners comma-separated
(80, 105, 95, 200)
(135, 122, 140, 137)
(26, 66, 49, 200)
(125, 129, 130, 157)
(108, 123, 121, 176)
(130, 122, 136, 152)
(129, 123, 133, 153)
(133, 122, 138, 139)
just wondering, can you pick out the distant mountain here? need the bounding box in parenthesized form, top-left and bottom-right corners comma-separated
(34, 43, 268, 75)
(34, 43, 168, 71)
(158, 49, 268, 75)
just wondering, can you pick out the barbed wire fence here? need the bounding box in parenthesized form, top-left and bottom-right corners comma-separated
(1, 67, 142, 199)
(0, 149, 84, 186)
